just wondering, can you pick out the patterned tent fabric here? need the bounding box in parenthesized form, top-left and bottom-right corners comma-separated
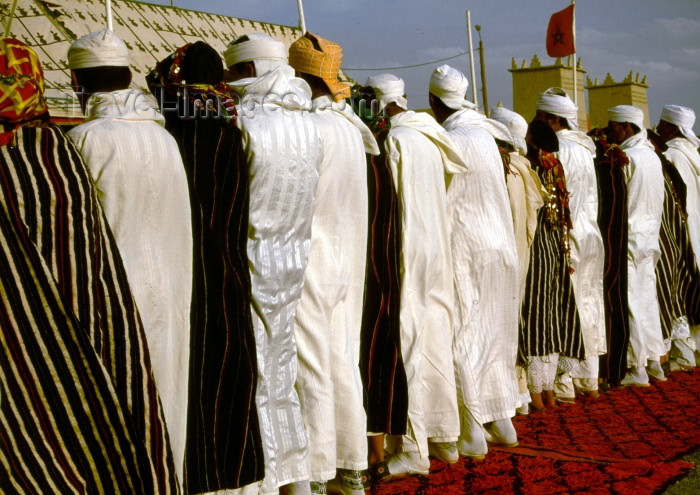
(0, 125, 176, 494)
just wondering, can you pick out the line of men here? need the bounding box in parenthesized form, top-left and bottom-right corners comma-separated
(1, 25, 698, 495)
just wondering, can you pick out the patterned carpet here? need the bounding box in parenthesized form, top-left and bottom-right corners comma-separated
(370, 368, 700, 494)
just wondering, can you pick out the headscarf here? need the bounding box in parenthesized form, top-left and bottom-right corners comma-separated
(0, 38, 49, 145)
(660, 104, 700, 148)
(366, 74, 407, 112)
(67, 29, 129, 69)
(288, 32, 350, 102)
(429, 64, 476, 110)
(491, 106, 528, 155)
(224, 33, 291, 77)
(608, 104, 645, 130)
(536, 87, 579, 131)
(147, 41, 233, 120)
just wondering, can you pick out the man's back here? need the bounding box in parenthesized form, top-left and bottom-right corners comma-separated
(68, 88, 192, 483)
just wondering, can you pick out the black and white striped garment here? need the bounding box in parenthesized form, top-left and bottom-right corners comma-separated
(518, 157, 585, 363)
(162, 114, 264, 493)
(0, 125, 176, 494)
(655, 153, 700, 339)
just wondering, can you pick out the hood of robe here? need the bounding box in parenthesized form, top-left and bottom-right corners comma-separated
(443, 107, 513, 143)
(666, 136, 700, 176)
(313, 95, 379, 155)
(556, 129, 596, 156)
(84, 88, 165, 125)
(620, 128, 654, 152)
(390, 110, 468, 175)
(229, 64, 312, 111)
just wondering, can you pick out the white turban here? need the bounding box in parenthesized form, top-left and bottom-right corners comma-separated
(660, 104, 700, 147)
(536, 87, 579, 131)
(429, 64, 475, 110)
(366, 73, 407, 111)
(491, 106, 528, 155)
(224, 33, 288, 71)
(67, 29, 129, 69)
(608, 105, 645, 131)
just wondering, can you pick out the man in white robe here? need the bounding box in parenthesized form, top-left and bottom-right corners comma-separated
(288, 33, 379, 495)
(67, 29, 192, 486)
(657, 104, 700, 369)
(366, 73, 462, 477)
(428, 65, 521, 457)
(535, 88, 606, 399)
(491, 106, 546, 415)
(607, 105, 667, 386)
(225, 33, 323, 495)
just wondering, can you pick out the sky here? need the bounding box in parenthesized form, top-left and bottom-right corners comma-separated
(147, 0, 700, 132)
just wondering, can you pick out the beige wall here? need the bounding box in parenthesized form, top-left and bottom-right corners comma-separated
(510, 56, 587, 129)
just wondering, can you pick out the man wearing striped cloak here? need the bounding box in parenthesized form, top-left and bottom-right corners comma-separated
(656, 105, 700, 369)
(0, 37, 176, 494)
(147, 41, 264, 495)
(535, 89, 606, 401)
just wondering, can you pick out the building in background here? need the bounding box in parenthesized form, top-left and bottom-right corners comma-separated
(586, 72, 650, 130)
(510, 54, 650, 132)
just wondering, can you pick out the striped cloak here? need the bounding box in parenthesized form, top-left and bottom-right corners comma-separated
(360, 130, 408, 435)
(591, 133, 630, 386)
(0, 126, 176, 494)
(655, 151, 700, 339)
(519, 152, 584, 362)
(162, 113, 264, 493)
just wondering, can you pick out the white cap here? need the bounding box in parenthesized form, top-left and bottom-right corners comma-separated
(68, 29, 129, 69)
(366, 73, 407, 111)
(608, 104, 645, 130)
(491, 106, 528, 155)
(224, 33, 287, 68)
(660, 104, 700, 147)
(429, 64, 474, 110)
(536, 87, 578, 130)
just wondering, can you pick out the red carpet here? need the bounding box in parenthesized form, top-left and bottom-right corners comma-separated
(370, 368, 700, 494)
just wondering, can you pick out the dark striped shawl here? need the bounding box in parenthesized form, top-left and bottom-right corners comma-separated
(162, 114, 264, 493)
(519, 154, 584, 362)
(360, 135, 408, 435)
(0, 125, 176, 494)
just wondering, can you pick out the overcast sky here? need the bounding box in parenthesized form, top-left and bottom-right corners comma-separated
(149, 0, 700, 132)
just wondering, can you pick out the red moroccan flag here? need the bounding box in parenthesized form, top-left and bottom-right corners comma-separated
(546, 4, 576, 57)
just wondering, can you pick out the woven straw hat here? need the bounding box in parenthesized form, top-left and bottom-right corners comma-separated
(289, 32, 350, 101)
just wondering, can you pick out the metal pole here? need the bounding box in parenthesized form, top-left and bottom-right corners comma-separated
(106, 0, 113, 31)
(466, 11, 478, 106)
(571, 0, 577, 107)
(476, 26, 489, 116)
(4, 0, 19, 37)
(296, 0, 307, 33)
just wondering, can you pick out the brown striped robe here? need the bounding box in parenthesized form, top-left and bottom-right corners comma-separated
(160, 102, 264, 493)
(0, 125, 176, 494)
(591, 134, 630, 386)
(360, 130, 408, 435)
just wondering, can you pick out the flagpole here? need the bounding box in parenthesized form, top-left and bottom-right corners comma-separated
(466, 11, 478, 107)
(105, 0, 113, 31)
(296, 0, 307, 33)
(571, 0, 577, 106)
